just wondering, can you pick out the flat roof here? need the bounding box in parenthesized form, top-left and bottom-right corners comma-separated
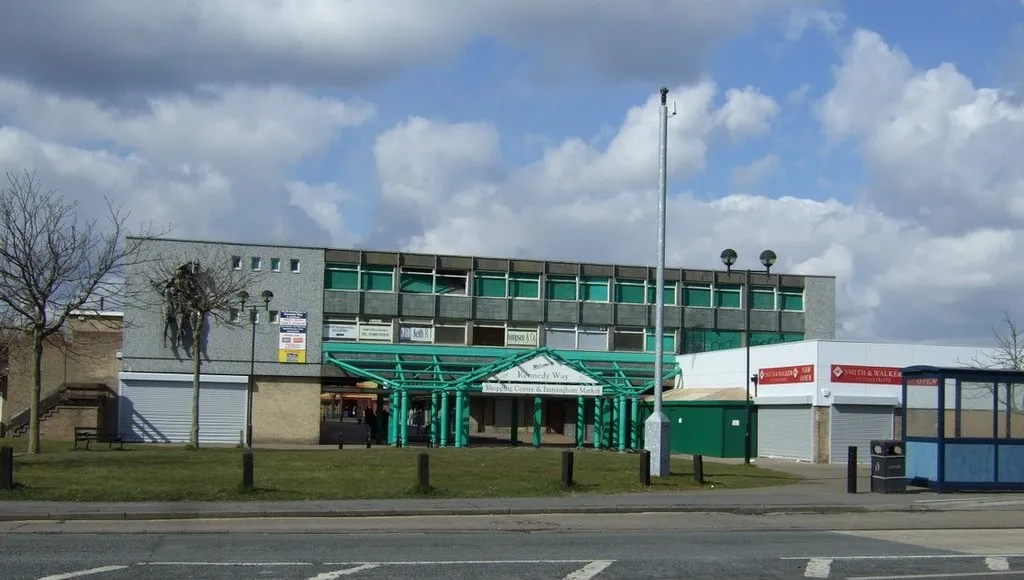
(127, 235, 837, 280)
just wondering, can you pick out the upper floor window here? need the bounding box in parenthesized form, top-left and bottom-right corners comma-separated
(290, 258, 301, 273)
(251, 257, 262, 271)
(231, 256, 242, 270)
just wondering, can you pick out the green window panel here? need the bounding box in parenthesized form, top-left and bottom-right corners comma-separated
(749, 332, 784, 346)
(681, 284, 712, 307)
(780, 287, 804, 311)
(324, 264, 359, 290)
(400, 272, 434, 293)
(645, 329, 677, 353)
(614, 279, 645, 304)
(714, 284, 742, 308)
(781, 332, 804, 342)
(580, 276, 609, 302)
(751, 287, 776, 310)
(362, 266, 395, 292)
(546, 275, 577, 301)
(647, 283, 676, 305)
(474, 274, 507, 298)
(509, 274, 540, 298)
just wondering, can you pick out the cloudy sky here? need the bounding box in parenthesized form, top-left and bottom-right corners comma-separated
(1, 0, 1022, 346)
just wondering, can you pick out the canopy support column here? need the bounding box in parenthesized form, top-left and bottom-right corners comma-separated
(440, 391, 450, 448)
(430, 391, 440, 447)
(594, 398, 604, 450)
(510, 397, 520, 446)
(388, 392, 398, 447)
(454, 390, 465, 448)
(399, 390, 409, 447)
(532, 396, 543, 448)
(575, 396, 585, 448)
(630, 396, 640, 450)
(460, 391, 471, 447)
(618, 395, 627, 453)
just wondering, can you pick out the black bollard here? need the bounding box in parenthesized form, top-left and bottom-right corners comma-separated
(693, 454, 705, 484)
(640, 449, 651, 487)
(0, 446, 13, 490)
(847, 445, 858, 494)
(561, 449, 574, 488)
(242, 450, 254, 490)
(338, 432, 344, 450)
(365, 429, 372, 449)
(417, 452, 430, 490)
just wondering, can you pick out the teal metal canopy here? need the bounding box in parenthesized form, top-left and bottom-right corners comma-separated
(322, 342, 679, 396)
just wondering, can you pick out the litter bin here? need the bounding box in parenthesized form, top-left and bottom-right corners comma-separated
(870, 439, 906, 493)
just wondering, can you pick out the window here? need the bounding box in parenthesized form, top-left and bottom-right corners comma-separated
(270, 258, 281, 272)
(544, 326, 577, 349)
(472, 324, 506, 346)
(577, 326, 608, 350)
(231, 256, 242, 270)
(751, 287, 776, 310)
(749, 331, 785, 346)
(681, 329, 742, 353)
(580, 277, 609, 302)
(325, 263, 360, 290)
(545, 275, 577, 300)
(645, 329, 677, 352)
(509, 273, 540, 298)
(647, 282, 676, 305)
(228, 308, 240, 322)
(251, 257, 262, 271)
(614, 279, 645, 304)
(362, 265, 395, 291)
(435, 269, 468, 295)
(714, 284, 742, 308)
(682, 283, 712, 307)
(290, 258, 301, 273)
(269, 310, 279, 324)
(780, 287, 804, 311)
(434, 324, 466, 345)
(612, 328, 645, 351)
(474, 272, 507, 298)
(400, 268, 434, 293)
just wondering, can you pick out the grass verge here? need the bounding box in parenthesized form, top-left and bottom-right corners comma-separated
(0, 438, 798, 501)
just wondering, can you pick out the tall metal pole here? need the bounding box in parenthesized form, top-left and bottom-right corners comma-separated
(644, 87, 671, 477)
(247, 308, 256, 450)
(743, 268, 752, 464)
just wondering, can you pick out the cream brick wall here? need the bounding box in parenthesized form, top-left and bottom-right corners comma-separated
(253, 376, 320, 444)
(813, 406, 830, 463)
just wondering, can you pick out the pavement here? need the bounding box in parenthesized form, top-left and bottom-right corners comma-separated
(3, 454, 1024, 522)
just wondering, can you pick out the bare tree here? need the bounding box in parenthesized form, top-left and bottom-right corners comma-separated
(961, 310, 1024, 436)
(142, 246, 260, 448)
(0, 170, 166, 454)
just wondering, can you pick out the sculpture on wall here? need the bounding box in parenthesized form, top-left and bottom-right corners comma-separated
(156, 260, 203, 349)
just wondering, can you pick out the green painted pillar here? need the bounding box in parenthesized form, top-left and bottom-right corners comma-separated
(430, 391, 440, 447)
(510, 398, 520, 445)
(611, 396, 619, 449)
(575, 396, 585, 448)
(594, 398, 603, 449)
(399, 390, 410, 447)
(453, 391, 465, 448)
(630, 396, 640, 450)
(388, 392, 398, 446)
(617, 395, 627, 452)
(460, 391, 471, 447)
(440, 391, 450, 448)
(602, 398, 613, 449)
(532, 396, 543, 448)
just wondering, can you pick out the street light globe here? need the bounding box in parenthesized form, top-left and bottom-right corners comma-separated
(261, 289, 274, 305)
(759, 250, 777, 272)
(720, 249, 738, 272)
(237, 290, 250, 304)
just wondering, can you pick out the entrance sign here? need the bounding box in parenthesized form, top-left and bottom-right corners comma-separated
(481, 354, 603, 396)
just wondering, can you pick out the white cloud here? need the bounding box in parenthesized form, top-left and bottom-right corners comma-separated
(732, 153, 781, 188)
(715, 87, 781, 140)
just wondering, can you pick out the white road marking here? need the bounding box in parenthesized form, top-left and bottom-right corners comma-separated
(986, 557, 1010, 571)
(36, 566, 129, 580)
(142, 562, 313, 566)
(562, 560, 615, 580)
(847, 571, 1024, 580)
(306, 564, 380, 579)
(782, 555, 1024, 561)
(803, 558, 833, 578)
(321, 559, 594, 565)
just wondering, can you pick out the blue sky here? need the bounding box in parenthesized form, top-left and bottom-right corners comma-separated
(1, 0, 1023, 344)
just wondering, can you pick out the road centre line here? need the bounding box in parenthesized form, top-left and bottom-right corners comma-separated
(847, 571, 1024, 580)
(782, 555, 1024, 561)
(37, 566, 129, 580)
(562, 560, 616, 580)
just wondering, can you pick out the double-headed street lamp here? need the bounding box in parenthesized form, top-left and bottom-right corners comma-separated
(238, 289, 274, 450)
(719, 248, 776, 465)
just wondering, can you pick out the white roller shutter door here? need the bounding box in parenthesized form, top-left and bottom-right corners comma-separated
(757, 405, 814, 461)
(830, 404, 894, 464)
(118, 373, 247, 444)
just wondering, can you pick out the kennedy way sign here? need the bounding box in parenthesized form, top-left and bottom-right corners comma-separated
(480, 354, 604, 397)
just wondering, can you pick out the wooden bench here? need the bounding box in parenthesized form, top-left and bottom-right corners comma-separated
(73, 427, 124, 450)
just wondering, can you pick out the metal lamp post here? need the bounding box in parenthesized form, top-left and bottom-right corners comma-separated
(238, 289, 274, 450)
(719, 249, 776, 465)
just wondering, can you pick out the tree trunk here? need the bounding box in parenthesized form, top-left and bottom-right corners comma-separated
(27, 329, 44, 455)
(189, 314, 204, 449)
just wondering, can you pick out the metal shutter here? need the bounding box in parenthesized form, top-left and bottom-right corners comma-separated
(757, 405, 813, 461)
(830, 404, 894, 464)
(119, 377, 247, 444)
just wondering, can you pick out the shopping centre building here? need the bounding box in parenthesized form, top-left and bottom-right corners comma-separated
(114, 237, 836, 448)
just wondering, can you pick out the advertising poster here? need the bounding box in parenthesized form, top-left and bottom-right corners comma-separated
(278, 311, 308, 363)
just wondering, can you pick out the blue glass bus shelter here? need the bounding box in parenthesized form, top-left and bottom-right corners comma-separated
(902, 365, 1024, 492)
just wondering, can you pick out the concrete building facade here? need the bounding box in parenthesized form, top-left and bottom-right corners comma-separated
(117, 237, 837, 447)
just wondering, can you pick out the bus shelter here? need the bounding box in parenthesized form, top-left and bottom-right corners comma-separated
(902, 365, 1024, 492)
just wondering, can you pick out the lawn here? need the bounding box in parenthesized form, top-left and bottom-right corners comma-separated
(0, 438, 799, 501)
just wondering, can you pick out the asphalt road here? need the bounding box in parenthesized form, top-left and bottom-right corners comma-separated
(5, 521, 1024, 580)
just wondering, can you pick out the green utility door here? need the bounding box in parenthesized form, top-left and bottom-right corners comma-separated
(721, 405, 757, 458)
